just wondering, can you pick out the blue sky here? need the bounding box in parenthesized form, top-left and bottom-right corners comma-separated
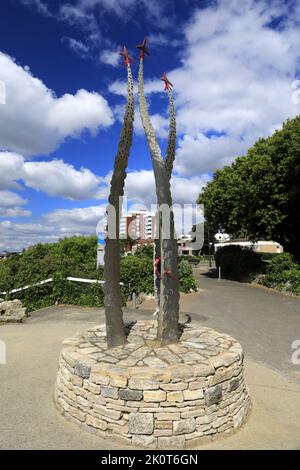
(0, 0, 299, 251)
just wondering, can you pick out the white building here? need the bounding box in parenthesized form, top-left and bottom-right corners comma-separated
(177, 234, 194, 256)
(214, 238, 284, 254)
(120, 210, 156, 241)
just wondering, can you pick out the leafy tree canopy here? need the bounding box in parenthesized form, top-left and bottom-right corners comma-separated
(198, 116, 300, 259)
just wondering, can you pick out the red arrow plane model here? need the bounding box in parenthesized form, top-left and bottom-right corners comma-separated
(119, 46, 135, 66)
(161, 72, 174, 91)
(137, 37, 150, 60)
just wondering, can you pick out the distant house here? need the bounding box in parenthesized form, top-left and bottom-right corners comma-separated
(177, 234, 194, 256)
(0, 251, 19, 260)
(214, 238, 284, 254)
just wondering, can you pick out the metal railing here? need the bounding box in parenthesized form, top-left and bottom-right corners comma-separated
(0, 277, 124, 297)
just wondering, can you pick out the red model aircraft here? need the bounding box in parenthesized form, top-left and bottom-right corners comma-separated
(137, 37, 150, 60)
(119, 46, 135, 66)
(161, 72, 174, 91)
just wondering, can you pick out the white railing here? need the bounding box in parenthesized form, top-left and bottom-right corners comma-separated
(0, 276, 123, 296)
(0, 278, 53, 296)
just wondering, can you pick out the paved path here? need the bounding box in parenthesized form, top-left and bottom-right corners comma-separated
(185, 269, 300, 382)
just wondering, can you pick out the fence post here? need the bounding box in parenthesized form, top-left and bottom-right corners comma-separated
(132, 292, 138, 309)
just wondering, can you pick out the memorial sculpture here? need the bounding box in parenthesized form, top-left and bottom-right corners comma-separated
(103, 39, 179, 347)
(55, 39, 250, 448)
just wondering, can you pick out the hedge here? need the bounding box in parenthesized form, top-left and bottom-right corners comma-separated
(258, 253, 300, 294)
(215, 245, 263, 280)
(1, 236, 197, 311)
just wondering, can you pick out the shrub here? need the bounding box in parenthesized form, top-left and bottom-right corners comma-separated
(258, 253, 300, 294)
(1, 236, 198, 310)
(121, 256, 153, 298)
(178, 260, 198, 293)
(265, 252, 298, 275)
(215, 245, 263, 280)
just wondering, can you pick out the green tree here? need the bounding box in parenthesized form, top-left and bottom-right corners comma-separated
(198, 116, 300, 259)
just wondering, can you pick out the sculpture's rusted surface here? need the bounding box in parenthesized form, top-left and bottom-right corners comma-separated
(104, 63, 134, 348)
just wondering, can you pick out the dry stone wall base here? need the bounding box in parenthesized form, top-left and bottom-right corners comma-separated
(55, 320, 251, 449)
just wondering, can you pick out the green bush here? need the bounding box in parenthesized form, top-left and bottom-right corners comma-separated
(215, 245, 263, 280)
(258, 253, 300, 294)
(0, 236, 198, 310)
(121, 256, 153, 298)
(265, 253, 298, 275)
(257, 252, 283, 261)
(178, 260, 198, 293)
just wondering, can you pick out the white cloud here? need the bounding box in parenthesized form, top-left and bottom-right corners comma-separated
(175, 133, 251, 176)
(0, 152, 109, 201)
(0, 152, 24, 190)
(0, 51, 114, 156)
(123, 169, 210, 207)
(23, 160, 102, 200)
(109, 78, 162, 97)
(44, 205, 107, 233)
(62, 37, 90, 58)
(0, 190, 31, 218)
(0, 205, 107, 252)
(0, 166, 210, 250)
(48, 89, 113, 137)
(0, 220, 57, 252)
(113, 103, 169, 139)
(168, 0, 300, 175)
(100, 49, 120, 67)
(59, 0, 169, 34)
(0, 190, 27, 208)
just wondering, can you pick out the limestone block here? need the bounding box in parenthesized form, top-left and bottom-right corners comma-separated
(157, 436, 185, 449)
(101, 386, 119, 399)
(204, 385, 222, 406)
(132, 435, 157, 449)
(119, 389, 143, 401)
(173, 417, 196, 435)
(183, 389, 204, 401)
(74, 362, 91, 379)
(144, 390, 166, 402)
(128, 413, 154, 435)
(167, 391, 183, 402)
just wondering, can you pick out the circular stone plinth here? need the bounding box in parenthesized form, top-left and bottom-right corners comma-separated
(55, 320, 250, 449)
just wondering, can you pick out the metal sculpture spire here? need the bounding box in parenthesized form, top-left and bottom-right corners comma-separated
(137, 42, 179, 345)
(104, 55, 135, 348)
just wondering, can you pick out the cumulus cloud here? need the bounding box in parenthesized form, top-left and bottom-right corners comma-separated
(175, 133, 252, 176)
(123, 169, 210, 207)
(100, 49, 120, 67)
(170, 0, 300, 175)
(44, 205, 107, 234)
(0, 51, 114, 156)
(0, 206, 106, 252)
(23, 160, 103, 200)
(0, 220, 57, 252)
(0, 190, 31, 218)
(0, 165, 210, 249)
(0, 152, 109, 201)
(0, 152, 24, 190)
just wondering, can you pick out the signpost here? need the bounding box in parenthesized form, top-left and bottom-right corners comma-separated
(97, 232, 106, 268)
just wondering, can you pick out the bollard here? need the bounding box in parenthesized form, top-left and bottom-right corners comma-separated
(132, 292, 138, 309)
(218, 266, 222, 280)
